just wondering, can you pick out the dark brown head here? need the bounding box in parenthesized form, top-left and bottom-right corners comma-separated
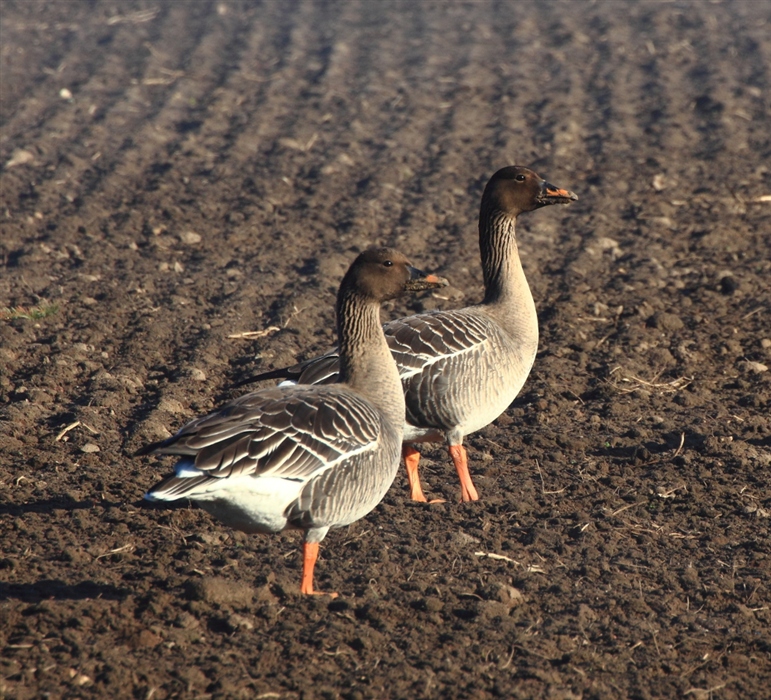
(481, 166, 578, 217)
(339, 247, 448, 304)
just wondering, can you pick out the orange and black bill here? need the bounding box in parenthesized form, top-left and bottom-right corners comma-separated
(537, 181, 578, 206)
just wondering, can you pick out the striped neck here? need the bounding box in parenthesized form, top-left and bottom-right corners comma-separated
(478, 208, 539, 342)
(479, 210, 523, 303)
(336, 290, 405, 429)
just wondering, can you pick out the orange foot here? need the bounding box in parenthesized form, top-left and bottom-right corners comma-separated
(403, 445, 446, 503)
(449, 444, 479, 502)
(300, 542, 339, 597)
(302, 589, 339, 598)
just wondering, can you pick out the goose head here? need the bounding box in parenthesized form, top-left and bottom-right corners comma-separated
(340, 247, 449, 303)
(482, 166, 578, 217)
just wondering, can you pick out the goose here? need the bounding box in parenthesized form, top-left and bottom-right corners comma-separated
(239, 167, 577, 502)
(136, 248, 448, 596)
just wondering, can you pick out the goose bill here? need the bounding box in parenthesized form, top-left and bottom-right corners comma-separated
(404, 267, 449, 292)
(537, 181, 579, 206)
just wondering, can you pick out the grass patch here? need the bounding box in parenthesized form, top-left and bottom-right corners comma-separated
(0, 303, 60, 321)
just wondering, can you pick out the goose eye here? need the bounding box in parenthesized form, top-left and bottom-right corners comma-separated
(515, 174, 526, 182)
(382, 260, 393, 267)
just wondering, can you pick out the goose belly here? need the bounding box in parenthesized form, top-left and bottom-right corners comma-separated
(402, 337, 536, 443)
(192, 476, 302, 535)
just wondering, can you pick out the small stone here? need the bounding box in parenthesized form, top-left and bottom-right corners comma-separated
(453, 530, 480, 546)
(649, 216, 674, 228)
(128, 629, 162, 649)
(173, 260, 185, 273)
(424, 597, 444, 613)
(117, 374, 145, 394)
(158, 398, 186, 414)
(432, 285, 465, 302)
(595, 236, 620, 251)
(740, 361, 768, 374)
(140, 419, 173, 443)
(586, 236, 621, 259)
(187, 576, 254, 607)
(59, 87, 73, 100)
(490, 583, 525, 609)
(719, 275, 739, 295)
(226, 613, 254, 631)
(5, 148, 35, 168)
(174, 612, 199, 629)
(68, 670, 91, 686)
(61, 546, 91, 564)
(189, 368, 207, 382)
(179, 231, 202, 245)
(648, 311, 684, 332)
(80, 443, 100, 453)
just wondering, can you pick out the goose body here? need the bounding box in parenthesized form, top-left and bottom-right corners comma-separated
(137, 248, 447, 595)
(393, 305, 539, 444)
(143, 387, 400, 539)
(241, 167, 577, 502)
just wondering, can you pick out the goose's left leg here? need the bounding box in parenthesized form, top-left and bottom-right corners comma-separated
(300, 541, 338, 597)
(448, 443, 479, 502)
(403, 444, 446, 503)
(403, 445, 428, 502)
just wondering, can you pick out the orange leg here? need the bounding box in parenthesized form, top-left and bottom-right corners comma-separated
(300, 541, 338, 597)
(403, 445, 446, 503)
(403, 445, 427, 502)
(448, 444, 479, 502)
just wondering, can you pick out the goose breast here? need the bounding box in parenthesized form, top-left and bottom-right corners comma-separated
(386, 308, 539, 442)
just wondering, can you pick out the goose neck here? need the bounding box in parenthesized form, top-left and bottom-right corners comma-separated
(336, 291, 405, 427)
(479, 211, 531, 309)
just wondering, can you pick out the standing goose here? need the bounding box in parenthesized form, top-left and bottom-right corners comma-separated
(136, 248, 448, 595)
(240, 167, 577, 502)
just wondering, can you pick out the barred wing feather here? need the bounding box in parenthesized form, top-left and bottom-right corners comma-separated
(143, 387, 381, 484)
(256, 309, 493, 387)
(384, 310, 491, 378)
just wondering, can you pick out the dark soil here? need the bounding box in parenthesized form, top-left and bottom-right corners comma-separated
(2, 1, 770, 698)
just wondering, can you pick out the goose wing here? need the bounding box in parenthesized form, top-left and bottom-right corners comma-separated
(234, 309, 492, 387)
(383, 309, 491, 378)
(139, 386, 382, 488)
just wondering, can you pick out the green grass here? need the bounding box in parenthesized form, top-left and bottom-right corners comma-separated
(0, 303, 60, 321)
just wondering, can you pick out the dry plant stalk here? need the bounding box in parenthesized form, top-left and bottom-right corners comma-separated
(227, 326, 281, 340)
(609, 366, 693, 394)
